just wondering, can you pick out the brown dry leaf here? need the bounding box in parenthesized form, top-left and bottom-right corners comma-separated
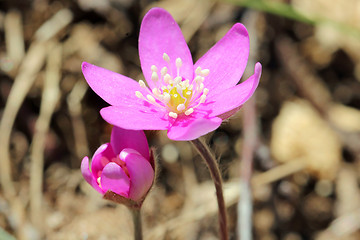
(48, 206, 132, 240)
(271, 99, 341, 179)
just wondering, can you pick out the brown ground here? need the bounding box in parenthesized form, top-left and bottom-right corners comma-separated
(1, 0, 360, 239)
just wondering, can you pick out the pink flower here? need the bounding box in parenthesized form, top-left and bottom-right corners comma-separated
(81, 127, 154, 202)
(82, 8, 261, 141)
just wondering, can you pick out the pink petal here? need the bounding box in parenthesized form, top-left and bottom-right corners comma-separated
(139, 8, 193, 89)
(91, 143, 114, 179)
(82, 62, 143, 106)
(81, 156, 105, 194)
(100, 105, 169, 130)
(194, 23, 250, 97)
(167, 113, 222, 141)
(111, 127, 150, 160)
(121, 150, 154, 201)
(198, 63, 262, 118)
(101, 162, 130, 198)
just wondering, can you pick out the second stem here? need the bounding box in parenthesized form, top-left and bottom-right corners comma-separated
(190, 138, 228, 240)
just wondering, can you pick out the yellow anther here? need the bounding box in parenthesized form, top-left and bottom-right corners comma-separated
(201, 69, 210, 76)
(195, 67, 202, 75)
(169, 112, 178, 118)
(185, 108, 194, 115)
(163, 53, 170, 62)
(151, 65, 158, 72)
(147, 94, 156, 103)
(176, 58, 182, 68)
(161, 67, 168, 76)
(203, 88, 209, 95)
(139, 80, 146, 88)
(135, 91, 144, 99)
(151, 72, 159, 82)
(177, 104, 185, 111)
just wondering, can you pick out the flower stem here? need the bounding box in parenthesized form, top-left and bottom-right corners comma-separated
(190, 138, 228, 240)
(131, 208, 143, 240)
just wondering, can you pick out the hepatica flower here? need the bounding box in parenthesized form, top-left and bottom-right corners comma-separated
(82, 8, 262, 141)
(81, 127, 154, 202)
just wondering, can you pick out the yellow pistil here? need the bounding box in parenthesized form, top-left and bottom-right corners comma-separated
(135, 53, 210, 119)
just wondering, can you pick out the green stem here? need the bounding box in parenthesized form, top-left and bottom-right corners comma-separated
(131, 208, 143, 240)
(190, 138, 228, 240)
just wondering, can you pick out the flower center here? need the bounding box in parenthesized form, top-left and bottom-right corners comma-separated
(135, 53, 210, 119)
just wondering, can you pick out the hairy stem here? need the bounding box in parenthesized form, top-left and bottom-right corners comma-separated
(131, 208, 143, 240)
(190, 138, 228, 240)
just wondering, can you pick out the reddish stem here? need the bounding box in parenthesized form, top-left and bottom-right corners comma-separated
(191, 138, 228, 240)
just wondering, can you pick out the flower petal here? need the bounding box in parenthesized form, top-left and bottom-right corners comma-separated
(198, 63, 261, 118)
(194, 23, 250, 97)
(139, 8, 193, 89)
(111, 127, 150, 160)
(101, 162, 130, 198)
(167, 113, 222, 141)
(81, 156, 104, 194)
(91, 143, 114, 179)
(121, 150, 154, 201)
(100, 105, 169, 130)
(82, 62, 142, 106)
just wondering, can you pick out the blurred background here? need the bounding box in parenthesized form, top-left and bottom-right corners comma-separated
(0, 0, 360, 239)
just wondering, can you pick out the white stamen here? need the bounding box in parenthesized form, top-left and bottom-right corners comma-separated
(177, 103, 185, 111)
(194, 76, 202, 84)
(139, 80, 146, 88)
(135, 91, 144, 99)
(176, 85, 183, 93)
(151, 72, 159, 82)
(186, 91, 192, 95)
(169, 112, 178, 118)
(164, 74, 172, 84)
(188, 84, 194, 90)
(152, 88, 161, 96)
(161, 86, 167, 91)
(161, 67, 168, 76)
(201, 69, 210, 76)
(185, 108, 194, 115)
(199, 82, 204, 92)
(203, 88, 209, 95)
(147, 94, 156, 103)
(163, 53, 170, 62)
(97, 177, 101, 185)
(200, 94, 206, 103)
(176, 58, 182, 68)
(173, 94, 178, 98)
(163, 92, 170, 103)
(195, 67, 202, 75)
(174, 76, 182, 84)
(151, 65, 158, 72)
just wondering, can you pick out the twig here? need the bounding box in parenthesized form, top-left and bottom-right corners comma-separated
(0, 42, 47, 201)
(237, 10, 260, 240)
(4, 10, 25, 70)
(238, 96, 257, 240)
(190, 138, 228, 240)
(29, 42, 62, 232)
(66, 81, 90, 161)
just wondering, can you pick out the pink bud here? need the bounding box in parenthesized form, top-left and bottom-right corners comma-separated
(81, 127, 154, 204)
